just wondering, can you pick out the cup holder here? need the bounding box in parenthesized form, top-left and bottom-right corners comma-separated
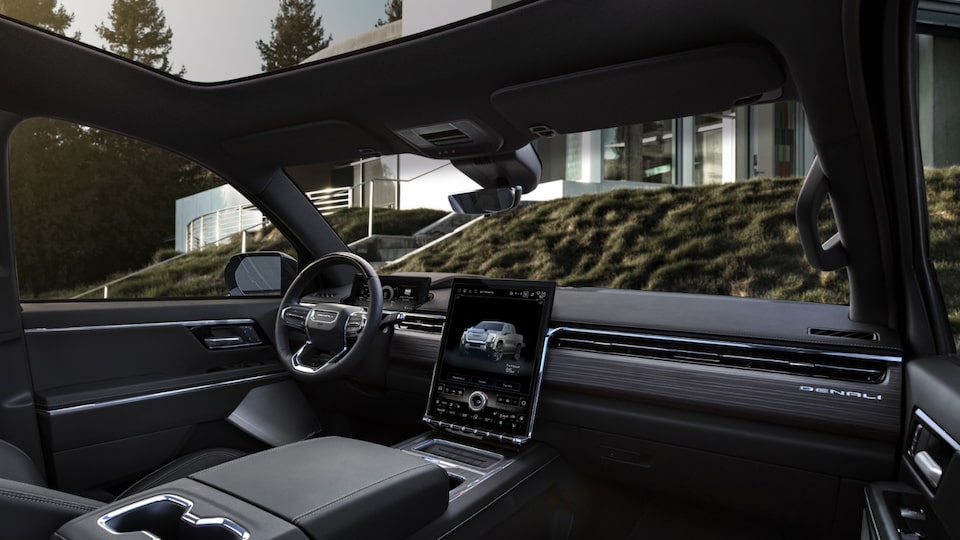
(97, 494, 249, 540)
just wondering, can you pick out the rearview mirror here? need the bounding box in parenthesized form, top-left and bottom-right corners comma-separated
(224, 252, 298, 296)
(448, 186, 522, 214)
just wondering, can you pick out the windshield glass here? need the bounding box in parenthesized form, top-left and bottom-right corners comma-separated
(270, 103, 851, 305)
(0, 0, 522, 82)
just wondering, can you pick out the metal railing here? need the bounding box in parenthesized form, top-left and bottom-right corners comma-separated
(185, 186, 352, 252)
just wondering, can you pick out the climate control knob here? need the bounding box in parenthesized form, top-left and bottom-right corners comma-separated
(467, 391, 488, 412)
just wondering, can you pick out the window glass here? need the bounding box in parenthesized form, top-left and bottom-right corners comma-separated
(602, 121, 675, 184)
(301, 101, 848, 306)
(916, 29, 960, 344)
(9, 118, 293, 300)
(0, 0, 525, 83)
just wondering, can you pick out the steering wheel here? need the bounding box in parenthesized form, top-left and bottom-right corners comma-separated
(274, 252, 383, 381)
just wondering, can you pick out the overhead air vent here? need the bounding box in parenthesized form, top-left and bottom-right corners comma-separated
(397, 313, 445, 334)
(420, 127, 471, 146)
(395, 120, 502, 159)
(809, 328, 878, 341)
(553, 330, 895, 383)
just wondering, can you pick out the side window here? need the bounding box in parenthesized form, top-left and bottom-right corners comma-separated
(9, 118, 293, 300)
(916, 30, 960, 345)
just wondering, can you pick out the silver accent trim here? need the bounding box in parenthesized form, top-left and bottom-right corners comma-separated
(914, 450, 943, 488)
(398, 436, 512, 501)
(467, 390, 488, 412)
(914, 408, 960, 452)
(98, 494, 250, 540)
(550, 326, 902, 364)
(24, 318, 260, 334)
(41, 373, 285, 416)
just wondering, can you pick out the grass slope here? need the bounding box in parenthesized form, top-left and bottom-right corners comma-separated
(56, 208, 446, 299)
(389, 179, 847, 303)
(389, 167, 960, 336)
(48, 168, 960, 341)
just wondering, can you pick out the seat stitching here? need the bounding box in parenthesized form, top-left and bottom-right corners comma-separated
(292, 463, 433, 523)
(0, 489, 98, 512)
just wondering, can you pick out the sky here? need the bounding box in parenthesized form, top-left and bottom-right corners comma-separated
(56, 0, 385, 81)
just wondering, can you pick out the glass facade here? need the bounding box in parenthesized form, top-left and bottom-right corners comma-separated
(601, 121, 675, 184)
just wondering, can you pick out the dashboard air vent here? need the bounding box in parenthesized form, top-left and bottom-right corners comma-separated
(553, 331, 892, 383)
(808, 328, 878, 341)
(397, 313, 445, 334)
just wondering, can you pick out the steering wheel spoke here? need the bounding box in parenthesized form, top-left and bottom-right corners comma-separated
(279, 304, 313, 330)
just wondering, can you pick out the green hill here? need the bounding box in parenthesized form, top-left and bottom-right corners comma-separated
(387, 167, 960, 337)
(53, 168, 960, 342)
(56, 207, 446, 299)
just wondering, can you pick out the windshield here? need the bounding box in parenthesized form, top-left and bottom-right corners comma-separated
(0, 0, 522, 82)
(270, 103, 851, 306)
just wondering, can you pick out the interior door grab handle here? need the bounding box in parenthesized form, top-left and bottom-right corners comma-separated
(204, 336, 244, 348)
(913, 450, 942, 488)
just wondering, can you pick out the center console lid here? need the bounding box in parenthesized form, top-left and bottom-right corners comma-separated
(56, 437, 449, 540)
(190, 437, 449, 539)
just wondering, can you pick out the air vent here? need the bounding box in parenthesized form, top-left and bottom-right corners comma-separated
(809, 328, 878, 341)
(553, 330, 892, 383)
(397, 313, 445, 334)
(420, 128, 471, 146)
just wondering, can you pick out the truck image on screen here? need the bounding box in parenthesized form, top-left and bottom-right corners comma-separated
(459, 321, 524, 361)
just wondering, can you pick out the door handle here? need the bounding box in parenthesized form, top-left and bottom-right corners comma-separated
(204, 336, 245, 349)
(913, 450, 943, 488)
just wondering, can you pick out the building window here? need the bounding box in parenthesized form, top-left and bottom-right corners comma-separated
(693, 110, 737, 185)
(601, 121, 675, 184)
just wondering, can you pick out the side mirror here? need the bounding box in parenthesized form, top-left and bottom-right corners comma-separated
(224, 252, 298, 296)
(448, 186, 522, 214)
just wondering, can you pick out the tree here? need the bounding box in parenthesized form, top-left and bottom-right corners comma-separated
(256, 0, 332, 72)
(376, 0, 402, 27)
(96, 0, 182, 75)
(0, 0, 72, 33)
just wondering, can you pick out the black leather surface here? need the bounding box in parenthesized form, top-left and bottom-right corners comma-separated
(55, 478, 309, 540)
(191, 437, 449, 539)
(114, 447, 247, 500)
(0, 478, 99, 540)
(0, 438, 45, 485)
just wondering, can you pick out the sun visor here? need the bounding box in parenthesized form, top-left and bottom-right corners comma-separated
(491, 43, 786, 135)
(222, 120, 385, 166)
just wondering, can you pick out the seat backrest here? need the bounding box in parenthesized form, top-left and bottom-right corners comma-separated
(0, 439, 45, 486)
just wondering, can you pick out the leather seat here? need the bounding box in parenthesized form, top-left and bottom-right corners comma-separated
(0, 439, 246, 540)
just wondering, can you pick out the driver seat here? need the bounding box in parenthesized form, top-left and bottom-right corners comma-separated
(0, 439, 246, 539)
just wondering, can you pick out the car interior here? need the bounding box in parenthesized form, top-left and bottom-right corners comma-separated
(0, 0, 959, 538)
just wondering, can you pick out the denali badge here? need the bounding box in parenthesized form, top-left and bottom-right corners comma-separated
(799, 385, 881, 400)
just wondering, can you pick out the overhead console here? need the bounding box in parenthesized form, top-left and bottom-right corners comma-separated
(424, 277, 555, 445)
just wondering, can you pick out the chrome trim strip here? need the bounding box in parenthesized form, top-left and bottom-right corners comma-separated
(398, 436, 514, 502)
(24, 318, 260, 334)
(395, 311, 446, 321)
(98, 494, 250, 540)
(550, 326, 902, 363)
(40, 373, 285, 416)
(915, 408, 960, 452)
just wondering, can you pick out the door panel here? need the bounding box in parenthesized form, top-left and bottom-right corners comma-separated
(20, 298, 292, 494)
(864, 357, 960, 539)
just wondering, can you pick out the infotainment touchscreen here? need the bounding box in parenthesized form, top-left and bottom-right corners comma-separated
(424, 278, 555, 445)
